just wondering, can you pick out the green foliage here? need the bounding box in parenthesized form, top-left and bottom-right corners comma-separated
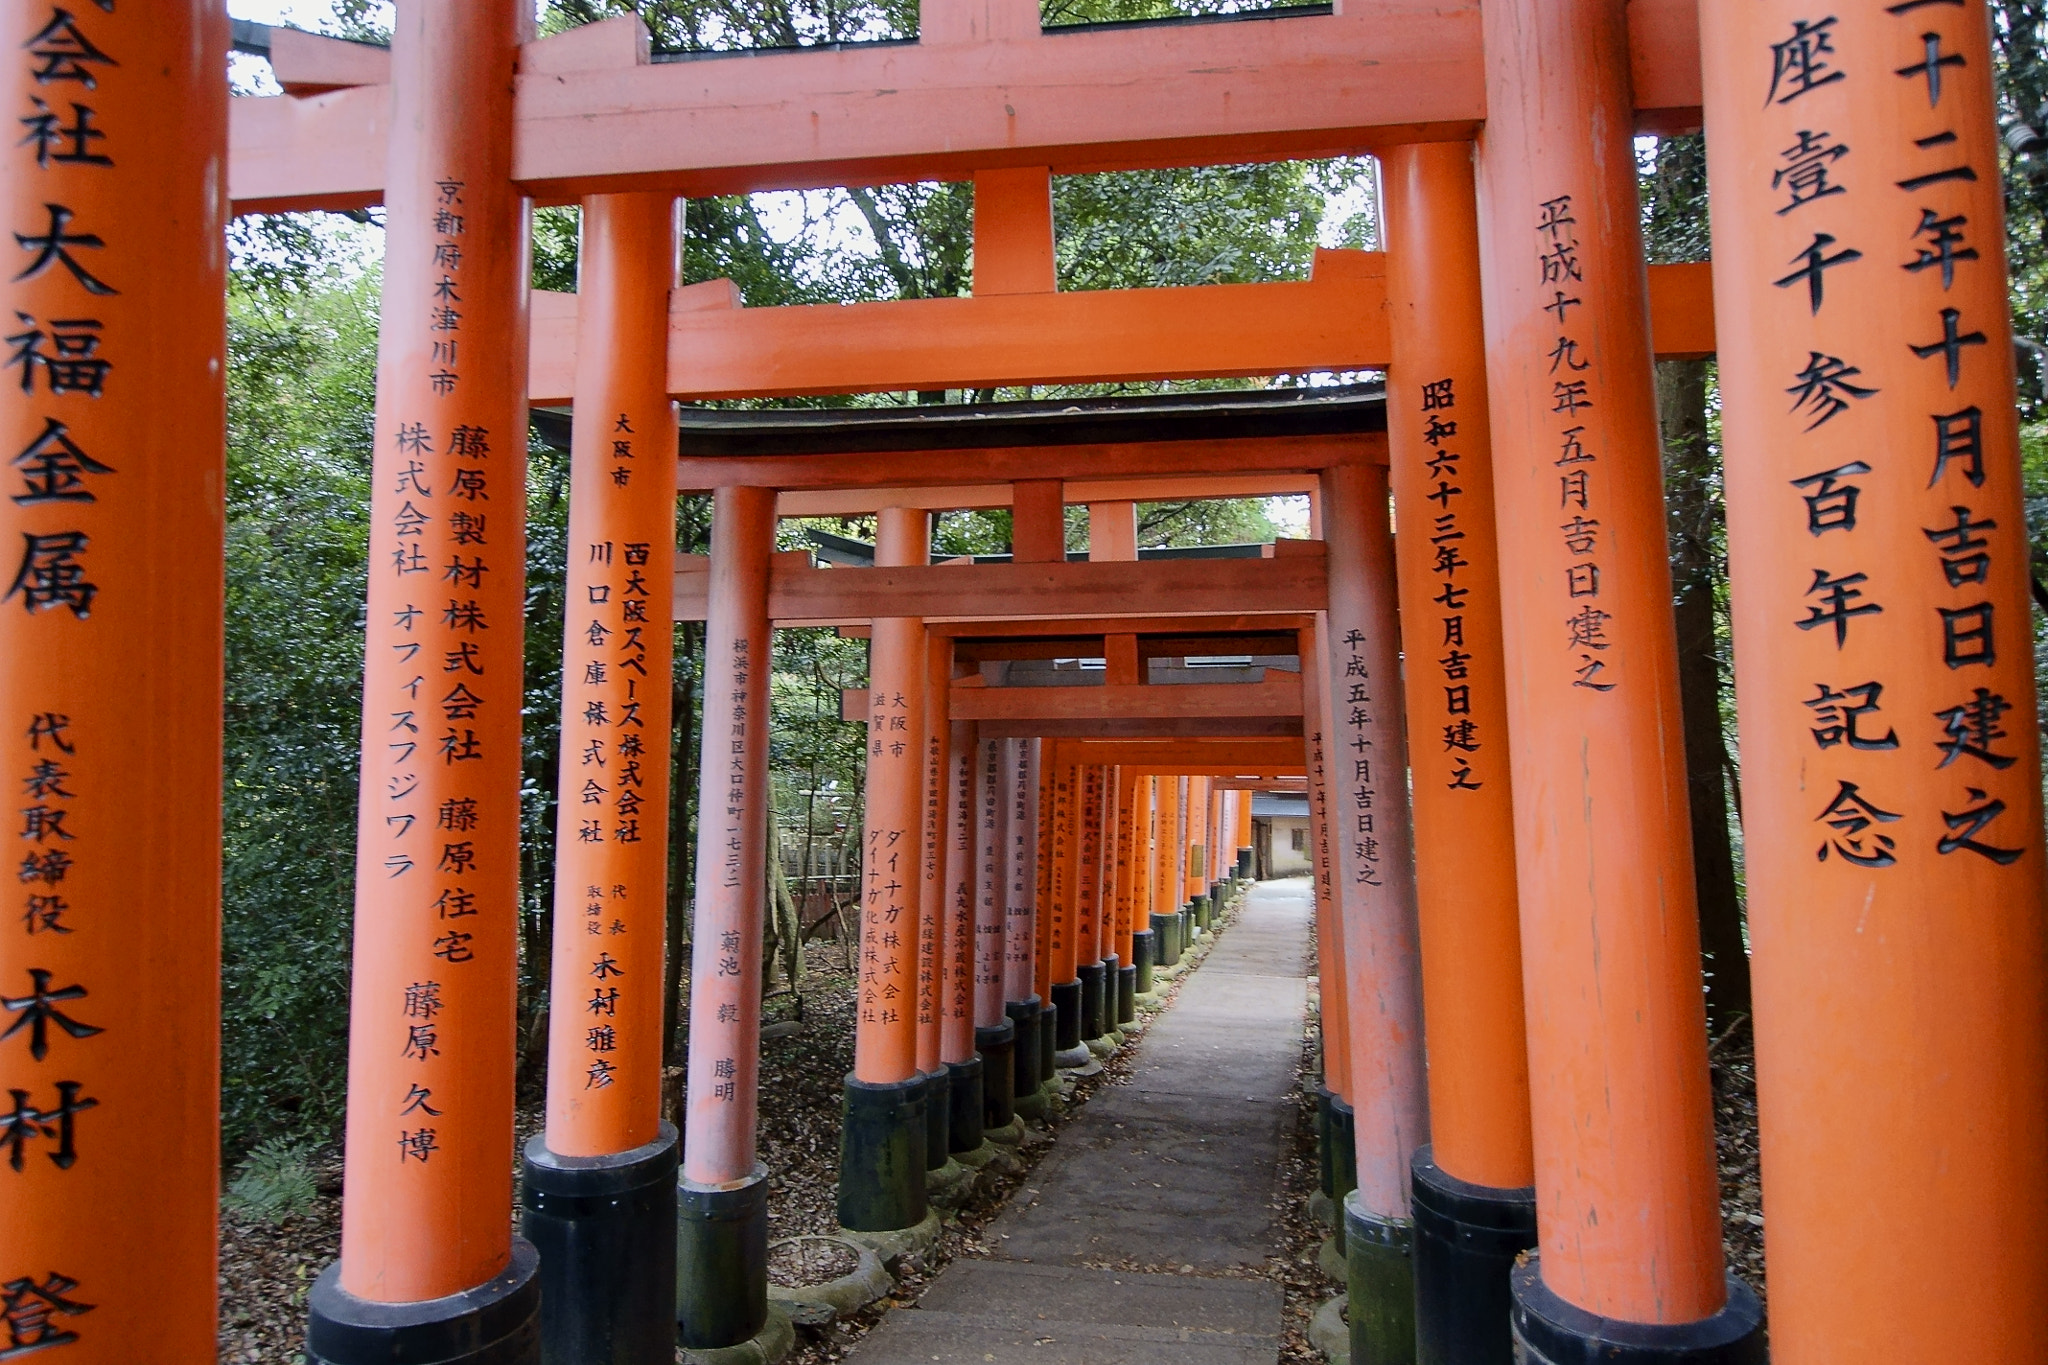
(222, 248, 378, 1156)
(223, 1136, 323, 1224)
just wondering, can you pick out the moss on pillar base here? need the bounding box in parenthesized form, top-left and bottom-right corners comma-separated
(678, 1166, 771, 1351)
(835, 1074, 927, 1234)
(1343, 1193, 1416, 1365)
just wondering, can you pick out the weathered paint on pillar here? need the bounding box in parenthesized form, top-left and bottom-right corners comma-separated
(1303, 623, 1353, 1107)
(1320, 462, 1428, 1220)
(917, 633, 949, 1076)
(1004, 738, 1039, 1006)
(942, 720, 977, 1065)
(544, 193, 679, 1159)
(1703, 5, 2048, 1357)
(1234, 786, 1254, 861)
(680, 487, 774, 1182)
(976, 738, 1008, 1028)
(854, 508, 928, 1085)
(1476, 0, 1728, 1323)
(1383, 140, 1534, 1194)
(338, 0, 530, 1303)
(0, 3, 227, 1354)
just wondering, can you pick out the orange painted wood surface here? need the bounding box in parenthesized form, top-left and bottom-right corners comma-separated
(229, 2, 1700, 212)
(533, 261, 1710, 405)
(675, 553, 1327, 624)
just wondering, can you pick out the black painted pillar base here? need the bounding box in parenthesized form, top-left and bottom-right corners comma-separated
(1510, 1260, 1766, 1365)
(1181, 904, 1195, 945)
(946, 1055, 984, 1152)
(1132, 929, 1156, 993)
(975, 1022, 1015, 1130)
(1209, 881, 1226, 918)
(836, 1073, 928, 1233)
(307, 1240, 541, 1365)
(1077, 962, 1106, 1040)
(1345, 1193, 1417, 1365)
(677, 1166, 770, 1351)
(1038, 1002, 1056, 1084)
(1237, 847, 1253, 879)
(923, 1066, 951, 1171)
(1329, 1097, 1358, 1252)
(1116, 963, 1138, 1025)
(1155, 911, 1182, 965)
(1411, 1147, 1536, 1365)
(520, 1123, 678, 1365)
(1315, 1085, 1336, 1206)
(1192, 893, 1211, 934)
(1004, 998, 1040, 1101)
(1051, 978, 1083, 1052)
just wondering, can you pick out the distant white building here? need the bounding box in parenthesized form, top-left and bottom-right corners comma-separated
(1250, 792, 1312, 879)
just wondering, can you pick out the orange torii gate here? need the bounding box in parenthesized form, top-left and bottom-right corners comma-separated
(4, 3, 2044, 1365)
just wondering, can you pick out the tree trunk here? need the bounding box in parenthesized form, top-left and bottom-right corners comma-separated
(1658, 358, 1752, 1026)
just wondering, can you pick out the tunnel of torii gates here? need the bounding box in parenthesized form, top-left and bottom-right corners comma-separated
(1, 1, 2045, 1363)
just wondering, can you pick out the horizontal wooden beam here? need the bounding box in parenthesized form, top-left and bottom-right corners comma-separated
(977, 716, 1302, 739)
(775, 472, 1323, 517)
(1053, 737, 1306, 767)
(228, 0, 1698, 213)
(950, 630, 1299, 663)
(846, 673, 1298, 723)
(695, 434, 1374, 496)
(542, 259, 1711, 405)
(675, 550, 1325, 624)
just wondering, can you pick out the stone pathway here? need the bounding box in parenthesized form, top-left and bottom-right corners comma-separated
(849, 879, 1313, 1365)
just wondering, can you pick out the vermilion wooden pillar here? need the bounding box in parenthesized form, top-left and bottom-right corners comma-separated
(1132, 776, 1160, 994)
(1005, 738, 1048, 1110)
(1234, 784, 1254, 877)
(1072, 764, 1108, 1045)
(1110, 768, 1139, 1023)
(525, 193, 683, 1364)
(670, 488, 777, 1349)
(316, 4, 543, 1361)
(941, 718, 984, 1154)
(1047, 759, 1085, 1062)
(1149, 768, 1183, 967)
(1320, 461, 1429, 1364)
(974, 737, 1019, 1130)
(1303, 620, 1358, 1256)
(839, 507, 931, 1234)
(916, 633, 952, 1174)
(1383, 140, 1538, 1365)
(0, 6, 226, 1358)
(1703, 5, 2048, 1359)
(1475, 0, 1762, 1358)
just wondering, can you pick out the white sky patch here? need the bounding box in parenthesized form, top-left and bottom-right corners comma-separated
(1264, 495, 1311, 539)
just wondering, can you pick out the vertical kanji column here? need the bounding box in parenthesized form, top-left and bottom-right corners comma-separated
(1004, 739, 1048, 1113)
(1320, 460, 1429, 1364)
(917, 634, 952, 1180)
(674, 487, 776, 1350)
(1072, 765, 1107, 1048)
(1184, 776, 1209, 935)
(1047, 758, 1085, 1064)
(1149, 770, 1183, 967)
(941, 718, 984, 1157)
(522, 193, 682, 1364)
(1475, 1, 1764, 1358)
(0, 5, 225, 1359)
(314, 4, 544, 1362)
(1703, 6, 2048, 1359)
(1110, 768, 1139, 1024)
(974, 737, 1018, 1132)
(840, 507, 931, 1235)
(1384, 140, 1538, 1365)
(1303, 622, 1359, 1261)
